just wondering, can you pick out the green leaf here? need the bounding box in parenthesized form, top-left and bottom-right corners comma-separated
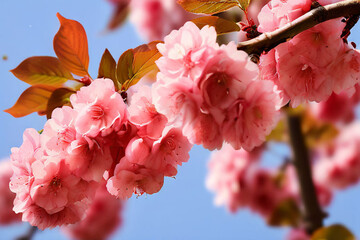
(267, 199, 301, 227)
(46, 88, 75, 119)
(98, 49, 118, 89)
(4, 85, 56, 118)
(312, 225, 356, 240)
(116, 41, 162, 91)
(192, 16, 240, 35)
(11, 56, 73, 87)
(177, 0, 240, 14)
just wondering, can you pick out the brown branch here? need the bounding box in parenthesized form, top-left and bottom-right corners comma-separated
(287, 114, 326, 234)
(16, 226, 38, 240)
(237, 0, 360, 55)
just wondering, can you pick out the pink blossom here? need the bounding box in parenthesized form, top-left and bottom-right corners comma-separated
(107, 158, 164, 199)
(10, 128, 40, 214)
(129, 0, 195, 41)
(310, 84, 360, 124)
(258, 0, 360, 106)
(62, 184, 124, 240)
(314, 122, 360, 190)
(258, 0, 312, 32)
(0, 159, 21, 224)
(128, 84, 167, 139)
(41, 106, 113, 182)
(149, 127, 192, 177)
(70, 78, 128, 138)
(206, 144, 262, 212)
(221, 80, 282, 151)
(156, 21, 218, 80)
(286, 229, 310, 240)
(152, 74, 202, 127)
(10, 129, 97, 229)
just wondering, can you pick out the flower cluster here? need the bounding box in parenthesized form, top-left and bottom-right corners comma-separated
(153, 22, 282, 151)
(206, 144, 297, 216)
(258, 0, 360, 107)
(62, 183, 124, 240)
(314, 122, 360, 190)
(206, 144, 333, 218)
(9, 78, 192, 229)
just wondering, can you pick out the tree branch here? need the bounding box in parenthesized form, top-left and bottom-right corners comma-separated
(237, 0, 360, 55)
(287, 114, 326, 234)
(16, 226, 38, 240)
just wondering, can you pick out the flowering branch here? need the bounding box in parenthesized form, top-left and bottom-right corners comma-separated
(237, 0, 360, 56)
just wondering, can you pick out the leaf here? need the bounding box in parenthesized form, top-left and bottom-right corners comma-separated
(302, 111, 339, 148)
(177, 0, 240, 14)
(46, 88, 75, 119)
(267, 199, 301, 227)
(116, 49, 134, 86)
(192, 16, 240, 35)
(266, 120, 287, 142)
(98, 49, 118, 89)
(10, 56, 73, 87)
(238, 0, 251, 11)
(53, 13, 90, 77)
(116, 41, 162, 91)
(311, 225, 356, 240)
(107, 2, 130, 30)
(4, 85, 56, 118)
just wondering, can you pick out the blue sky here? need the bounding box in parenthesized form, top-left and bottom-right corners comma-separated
(0, 1, 359, 239)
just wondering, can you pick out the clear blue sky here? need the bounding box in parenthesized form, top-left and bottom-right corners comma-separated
(0, 1, 359, 239)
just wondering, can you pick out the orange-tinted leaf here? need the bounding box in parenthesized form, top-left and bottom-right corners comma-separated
(107, 2, 130, 30)
(192, 16, 240, 35)
(98, 49, 118, 88)
(4, 85, 56, 118)
(11, 56, 73, 87)
(311, 225, 355, 240)
(238, 0, 251, 11)
(46, 88, 75, 119)
(267, 199, 301, 227)
(177, 0, 240, 14)
(117, 41, 162, 91)
(54, 13, 90, 77)
(116, 49, 134, 86)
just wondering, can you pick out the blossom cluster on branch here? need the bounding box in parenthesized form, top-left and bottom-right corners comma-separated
(2, 0, 360, 239)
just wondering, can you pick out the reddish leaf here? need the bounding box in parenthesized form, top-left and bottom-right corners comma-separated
(46, 88, 75, 119)
(53, 13, 90, 77)
(98, 49, 118, 89)
(177, 0, 240, 14)
(117, 41, 162, 91)
(192, 16, 240, 35)
(107, 2, 130, 30)
(10, 56, 73, 87)
(116, 49, 134, 85)
(4, 85, 56, 118)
